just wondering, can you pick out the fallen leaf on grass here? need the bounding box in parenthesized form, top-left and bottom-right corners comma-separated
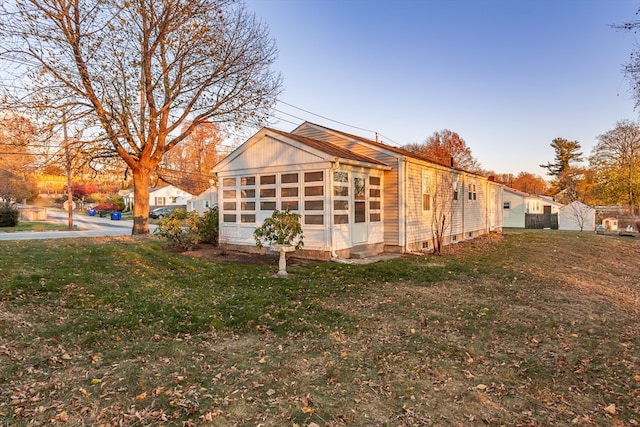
(58, 411, 69, 422)
(634, 374, 640, 382)
(301, 406, 314, 414)
(136, 392, 147, 400)
(604, 403, 616, 415)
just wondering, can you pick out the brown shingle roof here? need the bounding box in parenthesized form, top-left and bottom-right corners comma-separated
(266, 127, 388, 167)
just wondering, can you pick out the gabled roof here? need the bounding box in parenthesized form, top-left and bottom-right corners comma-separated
(294, 122, 478, 173)
(504, 187, 563, 206)
(213, 127, 390, 173)
(266, 128, 388, 167)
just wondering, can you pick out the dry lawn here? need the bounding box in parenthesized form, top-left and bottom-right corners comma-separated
(0, 230, 638, 426)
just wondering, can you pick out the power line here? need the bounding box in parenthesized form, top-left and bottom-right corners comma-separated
(276, 99, 403, 146)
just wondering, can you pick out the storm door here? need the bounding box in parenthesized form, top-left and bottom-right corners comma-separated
(352, 174, 368, 245)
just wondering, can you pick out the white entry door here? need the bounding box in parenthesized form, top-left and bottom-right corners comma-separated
(352, 174, 368, 245)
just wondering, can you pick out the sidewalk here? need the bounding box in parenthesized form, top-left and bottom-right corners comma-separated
(0, 208, 157, 241)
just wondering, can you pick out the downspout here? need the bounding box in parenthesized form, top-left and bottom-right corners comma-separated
(329, 160, 338, 259)
(461, 176, 465, 239)
(401, 157, 410, 253)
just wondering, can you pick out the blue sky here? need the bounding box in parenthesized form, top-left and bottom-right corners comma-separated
(242, 0, 639, 176)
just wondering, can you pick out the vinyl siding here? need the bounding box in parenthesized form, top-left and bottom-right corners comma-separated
(293, 125, 402, 247)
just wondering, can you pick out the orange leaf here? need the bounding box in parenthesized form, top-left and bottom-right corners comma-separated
(136, 392, 147, 401)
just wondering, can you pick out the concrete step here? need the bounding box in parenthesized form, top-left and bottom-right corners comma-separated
(350, 246, 379, 259)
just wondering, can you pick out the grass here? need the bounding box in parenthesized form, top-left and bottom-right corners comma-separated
(0, 221, 72, 232)
(0, 231, 638, 426)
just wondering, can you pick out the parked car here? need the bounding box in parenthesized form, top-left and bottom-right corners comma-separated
(149, 207, 174, 219)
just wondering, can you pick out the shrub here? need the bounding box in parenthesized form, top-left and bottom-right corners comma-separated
(106, 194, 125, 211)
(197, 207, 219, 245)
(0, 202, 19, 227)
(254, 209, 304, 249)
(154, 208, 200, 250)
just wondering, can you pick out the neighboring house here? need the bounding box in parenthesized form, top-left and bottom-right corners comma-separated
(188, 185, 218, 216)
(119, 188, 134, 211)
(212, 122, 503, 259)
(502, 187, 562, 228)
(122, 185, 193, 210)
(602, 216, 619, 231)
(558, 201, 595, 231)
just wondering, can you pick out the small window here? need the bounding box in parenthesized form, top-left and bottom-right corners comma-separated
(241, 176, 255, 186)
(453, 191, 458, 201)
(370, 213, 381, 222)
(281, 200, 299, 211)
(305, 214, 324, 225)
(355, 202, 366, 222)
(422, 194, 431, 211)
(305, 200, 324, 210)
(260, 188, 276, 198)
(260, 175, 276, 185)
(369, 188, 380, 198)
(241, 214, 255, 223)
(370, 176, 381, 186)
(223, 202, 236, 211)
(369, 201, 381, 210)
(223, 190, 236, 199)
(503, 202, 511, 209)
(304, 171, 323, 182)
(223, 214, 236, 223)
(422, 171, 431, 211)
(241, 189, 255, 198)
(240, 201, 255, 211)
(334, 171, 348, 182)
(222, 178, 236, 187)
(261, 201, 276, 210)
(281, 187, 298, 198)
(334, 200, 348, 210)
(334, 186, 348, 197)
(304, 186, 323, 197)
(281, 173, 298, 184)
(334, 214, 349, 224)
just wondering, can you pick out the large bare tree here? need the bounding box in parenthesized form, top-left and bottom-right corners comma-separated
(590, 120, 640, 216)
(0, 0, 281, 233)
(404, 129, 482, 173)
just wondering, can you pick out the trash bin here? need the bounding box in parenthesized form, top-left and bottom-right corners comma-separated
(110, 211, 122, 220)
(88, 208, 96, 216)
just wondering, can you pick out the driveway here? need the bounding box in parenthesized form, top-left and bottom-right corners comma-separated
(0, 208, 158, 241)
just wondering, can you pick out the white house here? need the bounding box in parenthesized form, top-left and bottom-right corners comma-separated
(502, 187, 562, 228)
(212, 122, 503, 259)
(187, 185, 218, 216)
(122, 185, 193, 211)
(558, 201, 595, 231)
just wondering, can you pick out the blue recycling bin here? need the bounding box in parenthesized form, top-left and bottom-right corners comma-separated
(110, 211, 122, 220)
(88, 208, 96, 216)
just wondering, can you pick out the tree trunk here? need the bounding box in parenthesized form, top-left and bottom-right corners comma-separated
(131, 166, 152, 235)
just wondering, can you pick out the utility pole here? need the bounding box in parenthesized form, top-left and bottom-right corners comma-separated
(63, 112, 74, 230)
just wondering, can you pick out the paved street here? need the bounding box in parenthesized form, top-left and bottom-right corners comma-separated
(0, 208, 157, 240)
